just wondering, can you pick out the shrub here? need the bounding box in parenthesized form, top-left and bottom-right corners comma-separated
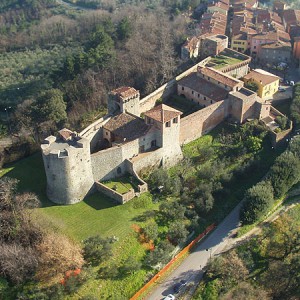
(83, 235, 114, 266)
(268, 151, 300, 198)
(240, 181, 274, 224)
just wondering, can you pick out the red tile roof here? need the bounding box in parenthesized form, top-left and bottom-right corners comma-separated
(244, 69, 279, 85)
(110, 86, 139, 100)
(198, 66, 242, 88)
(178, 72, 228, 101)
(58, 128, 74, 141)
(144, 104, 182, 123)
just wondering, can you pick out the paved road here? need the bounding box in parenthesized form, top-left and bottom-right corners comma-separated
(146, 202, 243, 300)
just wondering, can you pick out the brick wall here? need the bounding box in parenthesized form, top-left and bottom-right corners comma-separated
(180, 101, 226, 144)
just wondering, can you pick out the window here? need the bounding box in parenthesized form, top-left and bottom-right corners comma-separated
(173, 117, 178, 123)
(106, 132, 108, 135)
(192, 90, 194, 95)
(151, 140, 157, 147)
(182, 86, 184, 91)
(254, 46, 256, 49)
(204, 96, 206, 100)
(198, 93, 200, 98)
(117, 167, 122, 174)
(166, 121, 171, 127)
(210, 100, 213, 104)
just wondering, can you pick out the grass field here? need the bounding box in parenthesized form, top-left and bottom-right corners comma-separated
(210, 54, 243, 70)
(102, 175, 141, 194)
(1, 153, 160, 299)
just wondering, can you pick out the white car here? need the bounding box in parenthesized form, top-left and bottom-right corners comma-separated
(164, 294, 175, 300)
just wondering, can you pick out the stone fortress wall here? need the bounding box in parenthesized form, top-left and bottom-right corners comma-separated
(41, 53, 274, 205)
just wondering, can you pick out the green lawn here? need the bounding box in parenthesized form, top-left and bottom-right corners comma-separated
(102, 175, 141, 194)
(0, 153, 159, 299)
(210, 55, 243, 70)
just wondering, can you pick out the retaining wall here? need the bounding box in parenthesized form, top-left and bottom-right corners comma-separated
(95, 182, 135, 204)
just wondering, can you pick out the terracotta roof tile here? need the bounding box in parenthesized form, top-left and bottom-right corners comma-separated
(144, 104, 182, 123)
(58, 128, 74, 141)
(243, 69, 279, 85)
(178, 72, 228, 101)
(110, 86, 139, 101)
(198, 66, 242, 88)
(103, 113, 149, 141)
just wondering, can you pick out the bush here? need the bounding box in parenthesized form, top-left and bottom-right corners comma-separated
(240, 181, 274, 224)
(83, 235, 114, 266)
(268, 151, 300, 198)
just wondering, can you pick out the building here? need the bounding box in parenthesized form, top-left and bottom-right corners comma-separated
(260, 41, 291, 65)
(181, 37, 200, 60)
(293, 36, 300, 60)
(207, 1, 229, 16)
(200, 34, 228, 58)
(249, 31, 290, 60)
(41, 59, 274, 205)
(231, 32, 248, 53)
(243, 69, 280, 99)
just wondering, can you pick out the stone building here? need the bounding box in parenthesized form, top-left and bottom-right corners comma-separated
(260, 41, 292, 65)
(41, 59, 274, 205)
(200, 34, 228, 58)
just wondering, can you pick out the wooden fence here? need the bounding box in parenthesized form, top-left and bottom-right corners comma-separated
(130, 223, 216, 300)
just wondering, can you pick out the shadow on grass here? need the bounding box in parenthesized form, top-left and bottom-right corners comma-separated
(83, 192, 117, 210)
(2, 151, 118, 211)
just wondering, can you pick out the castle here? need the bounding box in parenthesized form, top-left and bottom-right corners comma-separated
(41, 55, 272, 205)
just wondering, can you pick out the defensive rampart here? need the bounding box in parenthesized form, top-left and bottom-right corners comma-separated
(180, 101, 226, 144)
(139, 61, 209, 114)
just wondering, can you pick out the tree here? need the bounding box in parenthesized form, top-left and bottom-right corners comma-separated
(83, 235, 114, 266)
(207, 250, 249, 294)
(268, 151, 300, 198)
(167, 220, 188, 245)
(221, 282, 269, 300)
(159, 201, 186, 222)
(142, 222, 158, 242)
(240, 181, 274, 224)
(245, 136, 262, 153)
(275, 116, 289, 130)
(119, 256, 142, 275)
(35, 233, 84, 282)
(144, 240, 175, 267)
(32, 88, 67, 125)
(0, 243, 39, 284)
(245, 82, 259, 93)
(117, 17, 132, 41)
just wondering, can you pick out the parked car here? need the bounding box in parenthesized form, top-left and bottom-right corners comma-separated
(278, 87, 286, 92)
(164, 294, 175, 300)
(290, 81, 295, 86)
(173, 280, 187, 294)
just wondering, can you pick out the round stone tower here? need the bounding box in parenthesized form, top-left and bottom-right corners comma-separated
(41, 129, 94, 205)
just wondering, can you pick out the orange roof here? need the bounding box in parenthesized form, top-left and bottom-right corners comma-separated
(144, 104, 182, 123)
(244, 69, 279, 85)
(198, 66, 242, 88)
(110, 86, 139, 100)
(58, 128, 74, 141)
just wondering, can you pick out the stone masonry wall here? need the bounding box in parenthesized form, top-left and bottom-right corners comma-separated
(180, 101, 226, 144)
(95, 182, 135, 204)
(139, 63, 204, 114)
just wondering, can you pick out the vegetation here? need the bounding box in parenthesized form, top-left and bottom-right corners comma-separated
(211, 54, 243, 70)
(0, 120, 285, 299)
(241, 136, 300, 225)
(291, 83, 300, 127)
(194, 206, 300, 300)
(245, 81, 259, 93)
